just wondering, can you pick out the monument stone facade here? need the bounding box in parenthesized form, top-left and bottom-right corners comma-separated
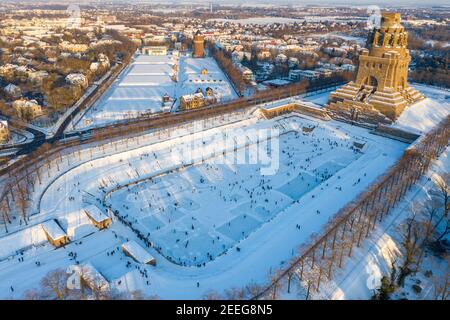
(326, 12, 424, 124)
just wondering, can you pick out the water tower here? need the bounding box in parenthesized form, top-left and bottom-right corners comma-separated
(193, 30, 205, 58)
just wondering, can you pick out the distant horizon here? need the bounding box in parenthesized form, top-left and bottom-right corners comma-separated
(0, 0, 449, 7)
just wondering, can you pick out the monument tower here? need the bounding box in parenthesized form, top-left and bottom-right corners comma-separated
(326, 12, 424, 123)
(193, 30, 205, 58)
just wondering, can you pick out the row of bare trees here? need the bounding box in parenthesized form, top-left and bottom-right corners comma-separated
(249, 115, 450, 300)
(212, 49, 249, 95)
(372, 171, 449, 300)
(0, 134, 128, 231)
(0, 142, 64, 230)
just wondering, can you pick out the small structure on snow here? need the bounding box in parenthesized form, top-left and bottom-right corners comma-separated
(122, 240, 156, 266)
(41, 220, 69, 247)
(80, 263, 110, 293)
(83, 205, 112, 230)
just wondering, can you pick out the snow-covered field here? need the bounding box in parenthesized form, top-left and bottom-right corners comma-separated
(0, 83, 448, 299)
(310, 84, 449, 300)
(106, 121, 361, 266)
(317, 146, 450, 300)
(394, 84, 449, 134)
(300, 86, 342, 108)
(179, 57, 237, 105)
(74, 53, 238, 130)
(0, 112, 407, 299)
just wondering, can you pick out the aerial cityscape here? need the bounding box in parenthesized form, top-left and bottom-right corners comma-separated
(0, 1, 448, 304)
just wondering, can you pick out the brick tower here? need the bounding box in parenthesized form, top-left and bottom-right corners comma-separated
(326, 12, 424, 124)
(193, 30, 205, 58)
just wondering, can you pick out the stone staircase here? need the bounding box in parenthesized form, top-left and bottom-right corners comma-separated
(400, 87, 425, 104)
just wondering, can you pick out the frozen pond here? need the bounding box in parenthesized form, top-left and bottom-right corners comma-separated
(106, 124, 363, 266)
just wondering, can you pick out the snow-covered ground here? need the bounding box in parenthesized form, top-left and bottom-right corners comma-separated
(299, 86, 342, 108)
(251, 85, 341, 110)
(308, 84, 449, 300)
(317, 146, 450, 300)
(394, 84, 449, 134)
(395, 98, 449, 135)
(106, 121, 361, 266)
(74, 53, 238, 130)
(0, 112, 407, 299)
(0, 83, 447, 299)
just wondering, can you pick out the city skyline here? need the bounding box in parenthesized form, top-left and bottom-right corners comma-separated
(0, 0, 449, 6)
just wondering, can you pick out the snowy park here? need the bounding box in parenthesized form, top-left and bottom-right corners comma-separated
(106, 118, 365, 267)
(0, 112, 409, 299)
(73, 53, 238, 130)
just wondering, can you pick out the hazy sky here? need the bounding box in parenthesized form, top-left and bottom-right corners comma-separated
(136, 0, 449, 6)
(222, 0, 446, 4)
(2, 0, 449, 5)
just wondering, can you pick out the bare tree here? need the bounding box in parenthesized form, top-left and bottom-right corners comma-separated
(245, 281, 264, 298)
(0, 199, 10, 232)
(16, 184, 29, 225)
(40, 269, 70, 300)
(413, 200, 440, 267)
(23, 289, 42, 300)
(431, 173, 449, 217)
(39, 143, 53, 177)
(420, 176, 450, 246)
(398, 213, 424, 286)
(224, 287, 247, 300)
(24, 268, 152, 300)
(202, 290, 223, 300)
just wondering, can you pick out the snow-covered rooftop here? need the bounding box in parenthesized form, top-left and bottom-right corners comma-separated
(181, 92, 204, 102)
(122, 240, 156, 265)
(41, 220, 67, 241)
(58, 209, 98, 239)
(83, 205, 110, 223)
